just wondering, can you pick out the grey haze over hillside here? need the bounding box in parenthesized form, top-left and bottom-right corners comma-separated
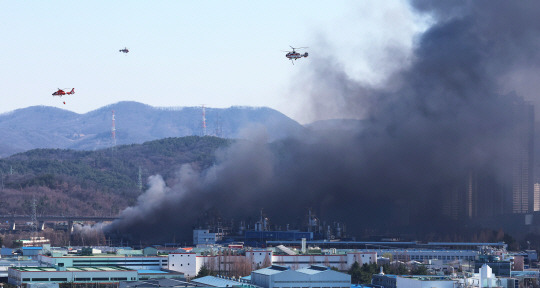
(0, 101, 307, 157)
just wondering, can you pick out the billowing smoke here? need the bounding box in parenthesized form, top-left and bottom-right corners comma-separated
(106, 1, 540, 243)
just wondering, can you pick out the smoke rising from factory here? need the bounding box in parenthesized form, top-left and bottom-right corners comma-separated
(106, 1, 540, 242)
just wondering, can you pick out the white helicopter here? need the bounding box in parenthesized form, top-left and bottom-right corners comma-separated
(284, 46, 308, 64)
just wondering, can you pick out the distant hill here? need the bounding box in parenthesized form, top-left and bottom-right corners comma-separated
(0, 102, 307, 158)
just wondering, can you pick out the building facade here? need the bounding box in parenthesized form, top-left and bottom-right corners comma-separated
(8, 266, 138, 286)
(39, 254, 168, 270)
(251, 265, 350, 288)
(511, 99, 534, 214)
(167, 251, 377, 278)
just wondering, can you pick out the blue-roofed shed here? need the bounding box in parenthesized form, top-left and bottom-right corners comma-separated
(1, 248, 13, 256)
(22, 247, 42, 256)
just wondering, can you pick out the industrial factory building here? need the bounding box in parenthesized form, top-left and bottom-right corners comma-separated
(250, 265, 350, 288)
(167, 250, 376, 278)
(39, 254, 168, 270)
(372, 264, 520, 288)
(8, 266, 138, 286)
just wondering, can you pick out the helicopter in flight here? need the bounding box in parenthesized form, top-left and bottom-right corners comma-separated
(284, 46, 308, 64)
(119, 47, 129, 53)
(52, 88, 75, 104)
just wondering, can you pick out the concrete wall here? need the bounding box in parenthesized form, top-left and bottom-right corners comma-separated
(168, 251, 376, 276)
(38, 255, 167, 270)
(396, 277, 456, 288)
(168, 253, 198, 278)
(251, 268, 350, 288)
(8, 268, 138, 286)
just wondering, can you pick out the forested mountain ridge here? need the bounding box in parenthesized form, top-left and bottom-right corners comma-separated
(0, 101, 306, 157)
(0, 136, 230, 216)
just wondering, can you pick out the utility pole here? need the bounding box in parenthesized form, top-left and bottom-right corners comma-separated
(138, 166, 143, 191)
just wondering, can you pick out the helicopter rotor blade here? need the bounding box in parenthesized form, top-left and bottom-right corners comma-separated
(289, 46, 308, 50)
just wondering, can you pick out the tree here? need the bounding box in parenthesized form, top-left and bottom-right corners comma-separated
(262, 252, 272, 268)
(196, 264, 212, 278)
(382, 253, 393, 262)
(348, 261, 362, 284)
(410, 265, 428, 275)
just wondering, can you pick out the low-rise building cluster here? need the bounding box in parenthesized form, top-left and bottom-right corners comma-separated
(0, 239, 535, 288)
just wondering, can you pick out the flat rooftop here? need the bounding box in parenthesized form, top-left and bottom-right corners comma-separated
(400, 276, 453, 281)
(42, 254, 166, 258)
(12, 266, 135, 272)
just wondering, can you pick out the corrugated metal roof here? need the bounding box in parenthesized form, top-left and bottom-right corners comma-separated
(138, 270, 168, 274)
(252, 266, 289, 276)
(296, 265, 330, 275)
(192, 276, 243, 287)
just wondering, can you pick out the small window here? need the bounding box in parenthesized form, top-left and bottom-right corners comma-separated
(51, 278, 68, 282)
(93, 278, 110, 281)
(181, 264, 183, 266)
(58, 263, 64, 267)
(75, 278, 91, 281)
(172, 264, 175, 266)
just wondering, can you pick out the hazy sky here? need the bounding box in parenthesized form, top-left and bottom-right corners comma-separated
(0, 1, 427, 123)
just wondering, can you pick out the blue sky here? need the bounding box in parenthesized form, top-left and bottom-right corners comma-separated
(0, 1, 426, 123)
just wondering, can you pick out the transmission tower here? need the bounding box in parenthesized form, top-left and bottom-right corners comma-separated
(31, 196, 38, 237)
(214, 112, 223, 137)
(200, 105, 207, 136)
(111, 110, 117, 149)
(138, 166, 143, 191)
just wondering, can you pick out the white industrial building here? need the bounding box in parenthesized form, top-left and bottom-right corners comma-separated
(8, 266, 138, 286)
(167, 250, 377, 278)
(377, 249, 477, 262)
(373, 264, 517, 288)
(250, 265, 350, 288)
(39, 254, 168, 270)
(395, 276, 456, 288)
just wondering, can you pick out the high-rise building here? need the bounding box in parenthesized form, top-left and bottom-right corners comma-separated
(534, 182, 540, 212)
(511, 99, 534, 214)
(465, 99, 535, 218)
(466, 171, 477, 218)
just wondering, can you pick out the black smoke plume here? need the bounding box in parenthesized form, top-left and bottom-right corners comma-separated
(106, 1, 540, 243)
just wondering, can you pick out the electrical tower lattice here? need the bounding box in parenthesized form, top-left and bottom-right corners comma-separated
(111, 110, 117, 149)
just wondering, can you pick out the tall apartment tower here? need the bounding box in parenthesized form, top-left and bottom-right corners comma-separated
(511, 99, 534, 214)
(534, 182, 540, 212)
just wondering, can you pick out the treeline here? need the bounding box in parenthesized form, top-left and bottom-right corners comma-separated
(0, 136, 230, 216)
